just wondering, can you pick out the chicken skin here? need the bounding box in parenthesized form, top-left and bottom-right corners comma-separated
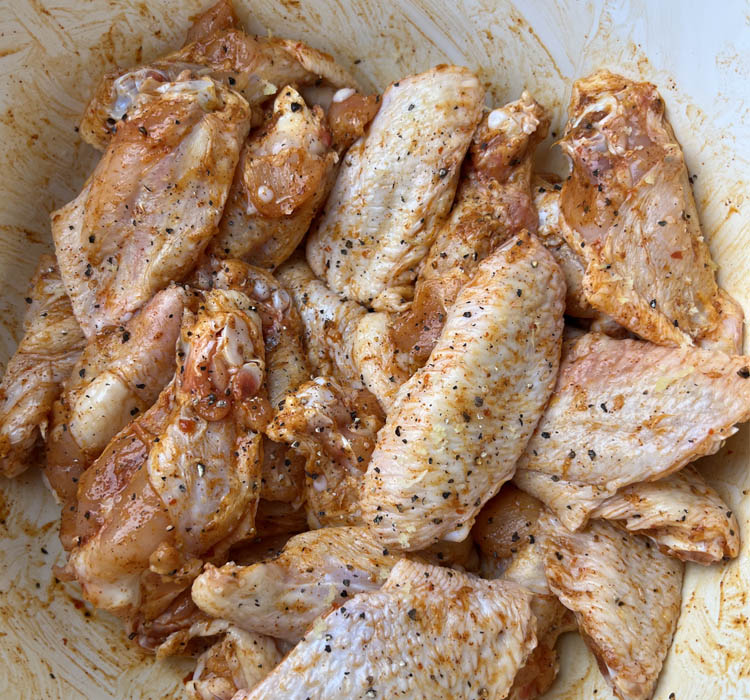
(362, 232, 564, 549)
(53, 77, 250, 337)
(0, 256, 85, 477)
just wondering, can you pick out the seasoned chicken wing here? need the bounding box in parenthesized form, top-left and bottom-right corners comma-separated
(62, 289, 268, 632)
(208, 87, 338, 270)
(362, 233, 565, 549)
(53, 77, 250, 337)
(354, 93, 549, 409)
(514, 333, 750, 529)
(0, 256, 85, 477)
(559, 70, 743, 351)
(276, 255, 366, 384)
(473, 485, 576, 700)
(241, 559, 536, 700)
(325, 90, 380, 153)
(192, 526, 403, 642)
(184, 0, 239, 45)
(185, 625, 282, 700)
(533, 176, 593, 318)
(47, 285, 188, 527)
(306, 65, 484, 309)
(79, 4, 357, 151)
(543, 516, 683, 700)
(266, 377, 384, 528)
(591, 465, 740, 564)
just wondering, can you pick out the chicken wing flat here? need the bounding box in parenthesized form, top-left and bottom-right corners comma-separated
(276, 255, 366, 384)
(591, 465, 740, 564)
(47, 285, 188, 526)
(241, 559, 536, 700)
(362, 232, 565, 549)
(62, 289, 268, 631)
(306, 65, 484, 309)
(192, 525, 403, 643)
(543, 516, 683, 700)
(559, 70, 743, 351)
(266, 377, 384, 528)
(0, 256, 85, 477)
(208, 87, 338, 270)
(353, 92, 548, 409)
(514, 332, 750, 529)
(79, 0, 357, 151)
(53, 77, 250, 337)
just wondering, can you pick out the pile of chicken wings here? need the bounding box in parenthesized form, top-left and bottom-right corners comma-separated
(1, 2, 748, 699)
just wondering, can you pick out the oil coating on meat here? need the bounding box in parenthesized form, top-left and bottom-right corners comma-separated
(46, 285, 187, 526)
(514, 332, 750, 530)
(590, 465, 740, 564)
(543, 514, 683, 700)
(353, 92, 549, 409)
(52, 77, 250, 337)
(559, 70, 743, 352)
(208, 87, 338, 270)
(0, 256, 85, 477)
(266, 377, 384, 528)
(306, 65, 485, 310)
(361, 232, 565, 549)
(239, 559, 536, 700)
(79, 0, 358, 151)
(61, 290, 268, 639)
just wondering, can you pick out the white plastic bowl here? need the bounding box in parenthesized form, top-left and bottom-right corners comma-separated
(0, 1, 748, 698)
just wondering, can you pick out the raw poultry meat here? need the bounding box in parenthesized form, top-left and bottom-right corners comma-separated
(79, 0, 358, 151)
(354, 92, 548, 409)
(207, 87, 338, 269)
(266, 376, 384, 528)
(192, 525, 402, 642)
(0, 256, 85, 477)
(543, 515, 683, 700)
(514, 332, 750, 529)
(46, 285, 188, 538)
(590, 465, 739, 564)
(61, 289, 269, 636)
(361, 232, 565, 549)
(52, 77, 250, 337)
(240, 559, 536, 700)
(559, 70, 743, 352)
(306, 65, 484, 310)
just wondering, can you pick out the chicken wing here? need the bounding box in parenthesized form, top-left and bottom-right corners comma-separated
(559, 70, 743, 351)
(192, 526, 403, 642)
(207, 87, 338, 270)
(276, 255, 366, 384)
(473, 485, 576, 700)
(266, 377, 384, 528)
(362, 232, 565, 549)
(79, 3, 357, 151)
(186, 625, 282, 700)
(590, 465, 740, 564)
(0, 256, 85, 477)
(306, 65, 484, 309)
(184, 0, 239, 45)
(325, 91, 380, 154)
(53, 77, 250, 337)
(241, 559, 536, 700)
(514, 332, 750, 529)
(47, 285, 188, 529)
(354, 93, 548, 409)
(543, 515, 683, 700)
(62, 289, 268, 631)
(533, 175, 593, 318)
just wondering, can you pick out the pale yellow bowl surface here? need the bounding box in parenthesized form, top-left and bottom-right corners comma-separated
(0, 1, 748, 698)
